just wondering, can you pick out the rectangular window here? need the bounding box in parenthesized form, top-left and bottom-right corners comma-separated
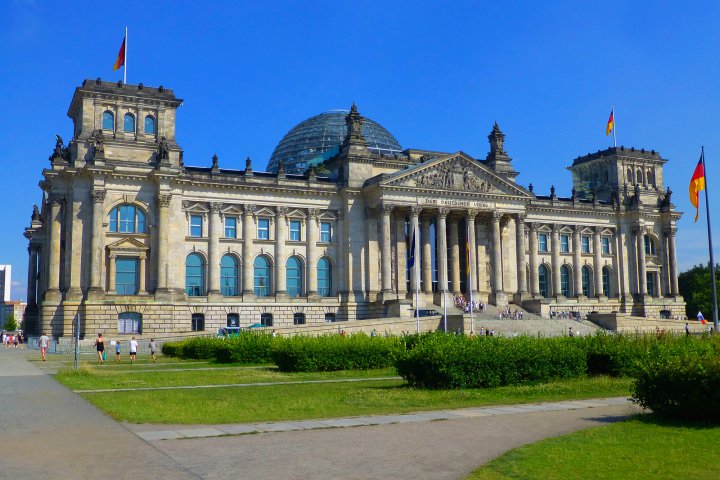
(190, 215, 203, 237)
(289, 220, 301, 241)
(191, 313, 205, 332)
(602, 237, 611, 255)
(324, 313, 336, 323)
(118, 312, 142, 334)
(258, 218, 270, 240)
(115, 257, 138, 295)
(225, 217, 237, 238)
(538, 233, 548, 252)
(581, 236, 590, 253)
(320, 222, 332, 242)
(227, 313, 239, 328)
(260, 313, 273, 327)
(293, 313, 306, 325)
(560, 234, 569, 253)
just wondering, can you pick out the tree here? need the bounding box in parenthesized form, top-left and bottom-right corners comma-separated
(4, 313, 18, 332)
(678, 264, 720, 321)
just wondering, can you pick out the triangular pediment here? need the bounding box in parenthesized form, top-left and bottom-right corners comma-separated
(182, 201, 209, 213)
(106, 237, 149, 253)
(379, 152, 530, 197)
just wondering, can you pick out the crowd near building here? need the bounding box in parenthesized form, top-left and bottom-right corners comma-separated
(23, 79, 685, 338)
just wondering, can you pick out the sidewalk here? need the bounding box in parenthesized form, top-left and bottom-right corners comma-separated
(0, 348, 199, 479)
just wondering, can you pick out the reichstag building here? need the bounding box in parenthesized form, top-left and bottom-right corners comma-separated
(23, 79, 685, 337)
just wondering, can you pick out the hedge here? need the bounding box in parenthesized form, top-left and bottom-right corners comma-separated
(215, 333, 275, 364)
(271, 333, 407, 372)
(632, 355, 720, 422)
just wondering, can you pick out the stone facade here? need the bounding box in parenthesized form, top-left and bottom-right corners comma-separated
(23, 79, 685, 339)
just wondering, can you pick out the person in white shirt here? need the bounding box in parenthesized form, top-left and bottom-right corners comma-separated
(129, 336, 138, 364)
(39, 332, 51, 362)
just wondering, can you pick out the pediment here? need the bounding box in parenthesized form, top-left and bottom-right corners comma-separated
(221, 205, 243, 216)
(254, 206, 276, 217)
(182, 201, 209, 213)
(287, 208, 307, 219)
(319, 211, 337, 220)
(379, 152, 530, 197)
(106, 237, 149, 253)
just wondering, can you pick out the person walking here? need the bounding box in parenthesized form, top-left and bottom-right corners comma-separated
(148, 338, 158, 363)
(39, 332, 50, 362)
(686, 323, 690, 336)
(115, 340, 121, 362)
(94, 333, 105, 365)
(129, 336, 138, 364)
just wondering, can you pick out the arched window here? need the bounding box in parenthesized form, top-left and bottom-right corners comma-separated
(560, 265, 571, 297)
(647, 169, 655, 187)
(186, 253, 205, 296)
(108, 205, 146, 233)
(220, 255, 238, 296)
(102, 111, 114, 130)
(626, 167, 633, 184)
(144, 115, 156, 134)
(538, 265, 549, 298)
(123, 113, 135, 133)
(636, 169, 644, 185)
(286, 256, 303, 297)
(602, 266, 612, 297)
(254, 256, 271, 297)
(582, 266, 592, 297)
(317, 257, 332, 297)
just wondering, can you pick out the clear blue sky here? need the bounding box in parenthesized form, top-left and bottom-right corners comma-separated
(1, 0, 719, 301)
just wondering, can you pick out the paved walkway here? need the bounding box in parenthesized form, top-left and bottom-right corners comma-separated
(1, 348, 640, 479)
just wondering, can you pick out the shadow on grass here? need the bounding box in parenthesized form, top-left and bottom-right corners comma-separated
(633, 412, 720, 429)
(582, 414, 634, 424)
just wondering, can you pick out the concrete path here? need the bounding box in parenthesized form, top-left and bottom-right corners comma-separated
(1, 348, 640, 480)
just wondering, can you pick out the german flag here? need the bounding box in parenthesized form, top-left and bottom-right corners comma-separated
(113, 34, 126, 71)
(689, 154, 706, 222)
(605, 109, 614, 136)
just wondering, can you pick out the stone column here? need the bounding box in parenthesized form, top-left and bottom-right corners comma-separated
(665, 227, 679, 295)
(274, 207, 287, 296)
(573, 226, 583, 298)
(381, 204, 393, 295)
(156, 194, 172, 292)
(593, 227, 604, 297)
(436, 208, 449, 293)
(108, 253, 117, 293)
(336, 212, 346, 294)
(208, 202, 222, 296)
(46, 198, 62, 300)
(409, 207, 421, 293)
(491, 212, 503, 294)
(551, 224, 562, 297)
(395, 213, 407, 295)
(515, 213, 527, 297)
(634, 226, 648, 296)
(307, 208, 319, 297)
(528, 223, 539, 296)
(89, 189, 106, 293)
(137, 254, 146, 294)
(421, 216, 433, 294)
(449, 217, 461, 294)
(242, 204, 255, 296)
(467, 210, 479, 296)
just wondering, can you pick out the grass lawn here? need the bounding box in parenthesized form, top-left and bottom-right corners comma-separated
(54, 360, 632, 424)
(468, 415, 720, 480)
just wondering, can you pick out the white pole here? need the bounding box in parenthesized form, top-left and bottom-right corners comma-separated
(468, 223, 474, 335)
(612, 106, 616, 148)
(124, 26, 128, 84)
(415, 222, 420, 334)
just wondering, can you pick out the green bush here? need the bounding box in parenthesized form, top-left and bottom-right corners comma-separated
(161, 341, 183, 357)
(215, 333, 276, 364)
(632, 355, 720, 422)
(396, 334, 587, 389)
(272, 333, 406, 372)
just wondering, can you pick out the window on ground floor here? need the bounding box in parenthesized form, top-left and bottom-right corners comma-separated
(293, 313, 306, 325)
(191, 313, 205, 331)
(260, 313, 273, 327)
(118, 312, 142, 334)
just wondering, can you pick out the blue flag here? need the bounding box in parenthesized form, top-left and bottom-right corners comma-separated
(408, 230, 416, 269)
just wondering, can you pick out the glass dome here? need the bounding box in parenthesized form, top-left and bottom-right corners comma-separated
(267, 110, 402, 174)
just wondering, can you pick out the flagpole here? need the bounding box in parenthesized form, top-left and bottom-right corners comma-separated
(701, 147, 719, 332)
(124, 26, 127, 84)
(612, 106, 617, 148)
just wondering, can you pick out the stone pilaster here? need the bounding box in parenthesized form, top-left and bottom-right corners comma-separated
(275, 206, 287, 297)
(573, 226, 584, 299)
(528, 223, 540, 297)
(88, 189, 106, 296)
(665, 226, 679, 296)
(208, 202, 222, 298)
(242, 204, 256, 297)
(108, 253, 117, 293)
(138, 253, 147, 294)
(155, 193, 171, 295)
(27, 246, 39, 308)
(307, 208, 319, 298)
(380, 204, 393, 295)
(395, 212, 407, 295)
(634, 226, 648, 297)
(421, 216, 433, 295)
(593, 227, 605, 298)
(491, 212, 507, 305)
(45, 198, 62, 303)
(551, 224, 563, 299)
(514, 213, 529, 302)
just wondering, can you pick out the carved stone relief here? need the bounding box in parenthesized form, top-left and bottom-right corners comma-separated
(410, 159, 494, 192)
